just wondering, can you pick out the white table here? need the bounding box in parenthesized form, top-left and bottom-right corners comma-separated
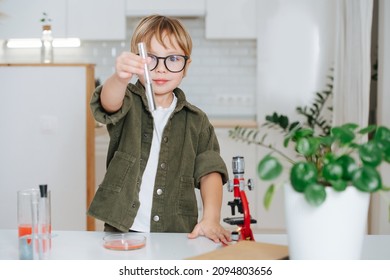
(0, 230, 389, 260)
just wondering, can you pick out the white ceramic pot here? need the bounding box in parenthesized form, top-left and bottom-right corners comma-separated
(284, 184, 370, 260)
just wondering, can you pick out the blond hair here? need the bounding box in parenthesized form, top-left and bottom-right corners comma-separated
(130, 15, 192, 57)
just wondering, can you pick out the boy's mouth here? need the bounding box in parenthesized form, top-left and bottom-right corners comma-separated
(153, 79, 169, 85)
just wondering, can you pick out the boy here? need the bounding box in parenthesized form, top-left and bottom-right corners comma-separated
(88, 15, 231, 243)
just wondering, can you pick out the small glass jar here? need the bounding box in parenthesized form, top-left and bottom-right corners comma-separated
(41, 25, 53, 63)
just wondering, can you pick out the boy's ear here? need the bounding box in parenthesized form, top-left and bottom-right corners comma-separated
(183, 58, 192, 77)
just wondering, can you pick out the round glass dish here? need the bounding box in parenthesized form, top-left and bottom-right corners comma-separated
(103, 233, 146, 251)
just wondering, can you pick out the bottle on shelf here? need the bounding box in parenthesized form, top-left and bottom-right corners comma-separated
(41, 24, 53, 63)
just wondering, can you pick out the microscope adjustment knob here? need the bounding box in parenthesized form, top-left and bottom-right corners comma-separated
(247, 179, 254, 191)
(227, 180, 234, 192)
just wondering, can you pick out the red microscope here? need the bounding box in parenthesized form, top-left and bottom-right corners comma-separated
(223, 156, 257, 241)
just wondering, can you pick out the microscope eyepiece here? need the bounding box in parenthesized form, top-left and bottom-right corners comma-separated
(232, 156, 245, 175)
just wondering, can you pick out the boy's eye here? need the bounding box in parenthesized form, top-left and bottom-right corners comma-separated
(168, 55, 181, 62)
(146, 54, 188, 72)
(148, 55, 158, 62)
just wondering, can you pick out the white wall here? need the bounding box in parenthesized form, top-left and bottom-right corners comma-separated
(254, 0, 336, 231)
(1, 17, 257, 120)
(256, 0, 335, 121)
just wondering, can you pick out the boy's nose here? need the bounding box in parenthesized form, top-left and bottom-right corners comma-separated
(155, 61, 167, 73)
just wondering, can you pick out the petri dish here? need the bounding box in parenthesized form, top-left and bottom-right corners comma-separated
(103, 233, 146, 251)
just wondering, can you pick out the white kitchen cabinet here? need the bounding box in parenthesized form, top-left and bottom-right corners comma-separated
(0, 0, 126, 40)
(205, 0, 256, 39)
(126, 0, 205, 16)
(0, 0, 67, 39)
(67, 0, 126, 40)
(0, 64, 96, 231)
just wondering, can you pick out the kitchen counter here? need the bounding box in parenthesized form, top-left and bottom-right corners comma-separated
(0, 230, 389, 260)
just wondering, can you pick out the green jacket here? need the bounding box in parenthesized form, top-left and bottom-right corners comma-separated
(87, 81, 228, 233)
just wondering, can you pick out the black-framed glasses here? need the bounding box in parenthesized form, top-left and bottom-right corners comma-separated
(148, 54, 189, 73)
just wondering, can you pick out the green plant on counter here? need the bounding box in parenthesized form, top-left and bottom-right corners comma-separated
(40, 12, 52, 25)
(229, 77, 390, 213)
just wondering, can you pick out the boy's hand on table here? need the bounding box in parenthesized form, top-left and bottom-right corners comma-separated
(188, 220, 231, 244)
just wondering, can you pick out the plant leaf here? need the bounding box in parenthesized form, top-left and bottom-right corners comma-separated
(341, 123, 359, 131)
(257, 155, 283, 181)
(296, 137, 319, 156)
(336, 155, 358, 180)
(289, 121, 300, 132)
(278, 115, 289, 129)
(384, 146, 390, 163)
(352, 166, 382, 192)
(294, 128, 314, 139)
(323, 162, 343, 181)
(359, 141, 382, 167)
(374, 126, 390, 151)
(263, 184, 275, 210)
(359, 125, 377, 135)
(290, 162, 318, 192)
(330, 180, 347, 191)
(331, 126, 355, 145)
(304, 183, 326, 206)
(319, 135, 334, 147)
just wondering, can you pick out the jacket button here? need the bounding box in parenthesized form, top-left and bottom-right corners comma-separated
(160, 162, 167, 169)
(156, 188, 163, 195)
(163, 136, 168, 143)
(131, 203, 136, 208)
(153, 215, 160, 222)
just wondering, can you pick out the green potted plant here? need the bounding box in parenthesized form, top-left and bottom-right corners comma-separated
(40, 12, 52, 27)
(229, 79, 390, 259)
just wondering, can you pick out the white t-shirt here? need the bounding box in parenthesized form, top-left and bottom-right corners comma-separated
(130, 94, 177, 232)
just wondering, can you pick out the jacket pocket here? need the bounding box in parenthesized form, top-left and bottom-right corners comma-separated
(176, 176, 198, 217)
(99, 151, 136, 193)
